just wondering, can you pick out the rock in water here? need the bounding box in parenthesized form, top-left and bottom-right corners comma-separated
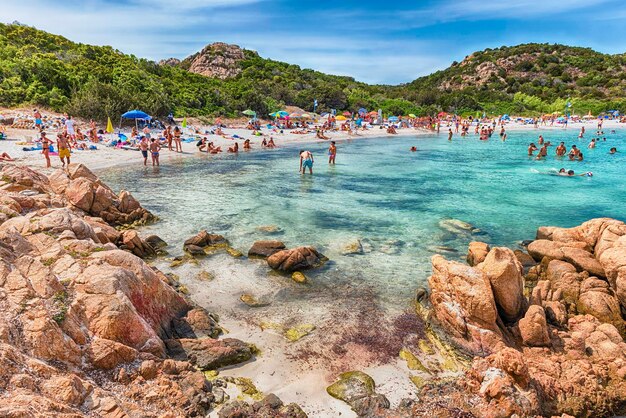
(291, 271, 307, 284)
(341, 239, 364, 255)
(326, 371, 390, 416)
(248, 240, 286, 258)
(184, 230, 228, 248)
(267, 246, 327, 272)
(240, 294, 271, 308)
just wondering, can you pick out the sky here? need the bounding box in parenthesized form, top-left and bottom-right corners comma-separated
(3, 0, 626, 84)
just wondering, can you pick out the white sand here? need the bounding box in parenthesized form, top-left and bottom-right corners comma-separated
(2, 111, 615, 174)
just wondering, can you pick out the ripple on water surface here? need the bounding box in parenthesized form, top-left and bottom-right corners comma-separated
(100, 129, 626, 308)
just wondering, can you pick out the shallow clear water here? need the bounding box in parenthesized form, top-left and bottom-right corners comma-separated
(100, 126, 626, 309)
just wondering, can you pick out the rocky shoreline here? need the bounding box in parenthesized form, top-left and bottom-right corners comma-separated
(0, 163, 624, 417)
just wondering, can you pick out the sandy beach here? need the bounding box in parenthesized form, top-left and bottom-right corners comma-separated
(0, 110, 618, 174)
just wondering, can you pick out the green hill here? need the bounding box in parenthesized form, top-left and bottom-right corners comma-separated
(396, 44, 626, 116)
(1, 22, 625, 121)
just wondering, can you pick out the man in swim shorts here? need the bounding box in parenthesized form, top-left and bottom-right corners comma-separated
(556, 142, 566, 156)
(328, 141, 336, 164)
(139, 135, 149, 166)
(57, 133, 71, 167)
(299, 150, 314, 175)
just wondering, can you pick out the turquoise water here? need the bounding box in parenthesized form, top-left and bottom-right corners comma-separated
(100, 126, 626, 308)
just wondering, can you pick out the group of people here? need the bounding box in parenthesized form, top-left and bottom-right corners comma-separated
(298, 141, 337, 175)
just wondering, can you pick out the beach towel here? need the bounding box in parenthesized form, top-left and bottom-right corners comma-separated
(183, 138, 195, 143)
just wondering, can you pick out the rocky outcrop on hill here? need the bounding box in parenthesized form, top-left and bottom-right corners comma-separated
(183, 42, 247, 80)
(0, 164, 302, 417)
(422, 218, 626, 418)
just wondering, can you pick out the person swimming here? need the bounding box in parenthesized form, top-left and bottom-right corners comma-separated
(610, 147, 617, 154)
(410, 146, 417, 152)
(528, 143, 538, 156)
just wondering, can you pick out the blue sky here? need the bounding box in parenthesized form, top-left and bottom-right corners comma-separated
(3, 0, 626, 84)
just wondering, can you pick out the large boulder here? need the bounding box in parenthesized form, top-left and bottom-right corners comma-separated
(545, 260, 582, 304)
(120, 230, 157, 259)
(165, 338, 254, 370)
(326, 371, 390, 417)
(248, 240, 286, 258)
(88, 337, 138, 369)
(467, 241, 490, 267)
(577, 277, 625, 336)
(478, 247, 526, 323)
(266, 246, 327, 272)
(428, 255, 503, 355)
(518, 305, 550, 347)
(527, 239, 588, 262)
(560, 247, 605, 277)
(65, 177, 95, 212)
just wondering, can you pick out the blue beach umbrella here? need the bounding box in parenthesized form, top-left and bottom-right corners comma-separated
(122, 110, 151, 120)
(388, 116, 399, 123)
(120, 109, 151, 130)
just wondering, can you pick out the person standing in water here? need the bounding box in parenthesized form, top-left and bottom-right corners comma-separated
(139, 135, 149, 166)
(448, 129, 453, 141)
(328, 141, 336, 164)
(149, 138, 161, 166)
(299, 150, 314, 175)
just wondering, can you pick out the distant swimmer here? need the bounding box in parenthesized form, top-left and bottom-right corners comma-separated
(410, 146, 417, 152)
(536, 143, 549, 159)
(610, 147, 617, 154)
(556, 142, 566, 157)
(538, 135, 544, 145)
(556, 168, 593, 177)
(588, 139, 596, 149)
(448, 129, 453, 141)
(528, 142, 538, 156)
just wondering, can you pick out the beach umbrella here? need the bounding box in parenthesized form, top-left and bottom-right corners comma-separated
(342, 111, 352, 117)
(408, 113, 416, 118)
(106, 117, 114, 133)
(437, 111, 447, 117)
(242, 109, 256, 117)
(289, 112, 303, 119)
(300, 113, 312, 119)
(270, 111, 289, 118)
(388, 116, 399, 122)
(182, 117, 187, 128)
(336, 115, 347, 121)
(120, 109, 151, 130)
(121, 110, 150, 120)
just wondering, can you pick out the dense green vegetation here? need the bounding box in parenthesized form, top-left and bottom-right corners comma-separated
(1, 22, 625, 121)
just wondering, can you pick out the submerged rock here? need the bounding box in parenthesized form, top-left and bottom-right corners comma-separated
(240, 294, 271, 308)
(291, 271, 307, 284)
(340, 239, 364, 255)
